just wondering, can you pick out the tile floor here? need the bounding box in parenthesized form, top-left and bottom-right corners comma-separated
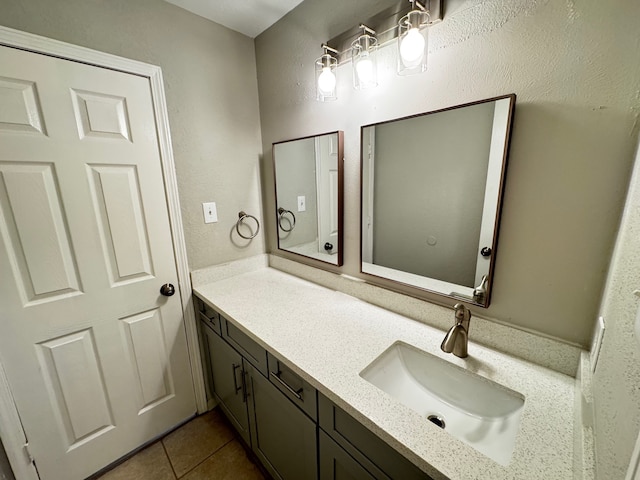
(96, 409, 266, 480)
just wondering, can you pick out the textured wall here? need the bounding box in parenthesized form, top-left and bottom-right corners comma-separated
(592, 140, 640, 478)
(255, 0, 640, 346)
(274, 137, 318, 248)
(0, 0, 264, 270)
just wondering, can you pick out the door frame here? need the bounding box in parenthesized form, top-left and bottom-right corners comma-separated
(0, 361, 37, 480)
(0, 25, 207, 478)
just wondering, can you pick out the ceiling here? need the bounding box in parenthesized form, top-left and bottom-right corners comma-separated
(164, 0, 305, 38)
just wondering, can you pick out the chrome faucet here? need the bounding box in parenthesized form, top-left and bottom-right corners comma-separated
(440, 303, 471, 358)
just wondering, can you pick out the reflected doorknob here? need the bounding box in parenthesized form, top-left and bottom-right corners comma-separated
(160, 283, 175, 296)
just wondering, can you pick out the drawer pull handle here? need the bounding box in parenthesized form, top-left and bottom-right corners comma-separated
(199, 312, 216, 324)
(271, 370, 303, 400)
(232, 364, 242, 394)
(242, 370, 249, 403)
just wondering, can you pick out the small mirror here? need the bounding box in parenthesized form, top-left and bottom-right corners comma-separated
(360, 95, 515, 306)
(274, 131, 344, 265)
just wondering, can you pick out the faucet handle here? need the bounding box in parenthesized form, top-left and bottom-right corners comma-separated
(473, 275, 488, 303)
(453, 303, 471, 324)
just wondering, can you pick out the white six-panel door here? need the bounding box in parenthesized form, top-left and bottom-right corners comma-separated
(0, 45, 196, 479)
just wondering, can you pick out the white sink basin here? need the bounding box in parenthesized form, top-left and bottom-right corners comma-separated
(360, 341, 525, 466)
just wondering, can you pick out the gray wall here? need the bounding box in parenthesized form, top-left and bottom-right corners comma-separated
(255, 0, 640, 346)
(274, 138, 318, 248)
(371, 102, 494, 287)
(0, 0, 264, 270)
(592, 140, 640, 478)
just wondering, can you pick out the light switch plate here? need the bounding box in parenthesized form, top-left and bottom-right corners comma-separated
(202, 202, 218, 223)
(297, 195, 306, 212)
(590, 316, 605, 373)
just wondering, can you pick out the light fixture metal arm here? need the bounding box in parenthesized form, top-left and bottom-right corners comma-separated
(321, 44, 339, 55)
(409, 0, 427, 12)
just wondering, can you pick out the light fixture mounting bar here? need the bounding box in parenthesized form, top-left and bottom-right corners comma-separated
(325, 0, 442, 65)
(321, 44, 339, 55)
(359, 24, 376, 36)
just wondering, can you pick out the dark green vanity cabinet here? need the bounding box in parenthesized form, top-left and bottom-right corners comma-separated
(221, 316, 269, 376)
(195, 297, 317, 480)
(318, 394, 431, 480)
(247, 362, 317, 479)
(319, 430, 378, 480)
(194, 296, 431, 480)
(196, 300, 221, 403)
(204, 322, 252, 444)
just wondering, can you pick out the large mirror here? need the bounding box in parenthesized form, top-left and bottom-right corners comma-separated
(273, 131, 344, 265)
(360, 95, 515, 306)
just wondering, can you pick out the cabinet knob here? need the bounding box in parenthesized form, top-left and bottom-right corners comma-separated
(480, 247, 492, 257)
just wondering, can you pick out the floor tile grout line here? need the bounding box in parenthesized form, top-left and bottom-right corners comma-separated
(160, 440, 179, 480)
(174, 437, 236, 479)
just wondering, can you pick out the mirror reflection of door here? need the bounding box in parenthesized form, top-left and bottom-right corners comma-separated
(315, 134, 338, 255)
(273, 131, 343, 266)
(360, 95, 515, 306)
(362, 127, 375, 264)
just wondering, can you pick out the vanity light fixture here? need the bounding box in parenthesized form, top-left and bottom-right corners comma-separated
(315, 0, 441, 100)
(397, 0, 430, 75)
(351, 25, 378, 90)
(316, 44, 339, 102)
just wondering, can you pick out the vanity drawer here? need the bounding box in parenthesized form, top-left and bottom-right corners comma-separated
(267, 352, 317, 420)
(198, 311, 221, 335)
(194, 296, 222, 335)
(221, 316, 268, 376)
(318, 394, 430, 480)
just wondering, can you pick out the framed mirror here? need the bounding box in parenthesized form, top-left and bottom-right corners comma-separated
(273, 131, 344, 265)
(360, 95, 515, 307)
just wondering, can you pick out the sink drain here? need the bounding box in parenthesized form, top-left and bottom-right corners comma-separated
(427, 415, 446, 429)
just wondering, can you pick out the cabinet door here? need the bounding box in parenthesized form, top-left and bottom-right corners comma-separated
(318, 394, 430, 480)
(247, 364, 317, 480)
(198, 319, 215, 404)
(319, 430, 378, 480)
(207, 327, 251, 445)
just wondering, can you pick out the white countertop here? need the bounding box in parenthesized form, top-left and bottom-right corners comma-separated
(193, 267, 575, 480)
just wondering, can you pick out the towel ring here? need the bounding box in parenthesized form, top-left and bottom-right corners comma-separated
(277, 207, 296, 232)
(236, 211, 260, 239)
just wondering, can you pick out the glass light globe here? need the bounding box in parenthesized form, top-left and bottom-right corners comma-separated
(356, 55, 374, 85)
(317, 67, 336, 95)
(400, 28, 425, 67)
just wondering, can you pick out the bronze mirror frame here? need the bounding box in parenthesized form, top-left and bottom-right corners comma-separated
(273, 131, 344, 267)
(359, 94, 516, 307)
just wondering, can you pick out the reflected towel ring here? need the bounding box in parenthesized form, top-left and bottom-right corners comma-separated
(277, 207, 296, 232)
(236, 211, 260, 239)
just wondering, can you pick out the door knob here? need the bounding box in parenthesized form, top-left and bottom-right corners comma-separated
(160, 283, 175, 296)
